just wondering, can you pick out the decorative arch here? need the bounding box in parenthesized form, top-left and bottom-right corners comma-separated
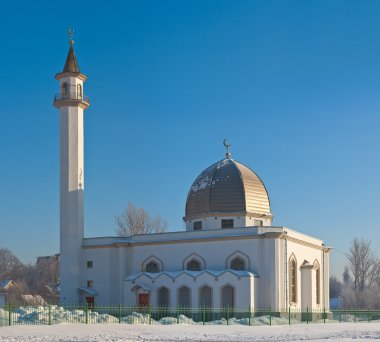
(183, 253, 206, 271)
(225, 251, 250, 271)
(221, 284, 235, 308)
(157, 286, 170, 307)
(178, 285, 191, 307)
(314, 259, 321, 305)
(289, 253, 297, 304)
(199, 285, 212, 307)
(141, 255, 163, 273)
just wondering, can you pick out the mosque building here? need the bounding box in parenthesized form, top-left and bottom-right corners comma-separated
(54, 35, 331, 311)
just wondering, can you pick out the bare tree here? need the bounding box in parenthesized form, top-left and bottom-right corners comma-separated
(368, 259, 380, 288)
(343, 266, 351, 287)
(329, 275, 343, 298)
(0, 247, 24, 279)
(115, 202, 168, 237)
(347, 238, 375, 292)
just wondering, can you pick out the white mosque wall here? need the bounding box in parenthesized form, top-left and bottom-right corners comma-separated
(278, 233, 329, 310)
(81, 247, 122, 305)
(124, 271, 255, 308)
(129, 237, 262, 274)
(79, 227, 329, 310)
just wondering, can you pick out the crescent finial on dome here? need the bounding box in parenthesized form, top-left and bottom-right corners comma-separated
(223, 138, 231, 158)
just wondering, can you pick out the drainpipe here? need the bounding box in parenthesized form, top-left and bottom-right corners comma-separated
(322, 243, 325, 309)
(284, 231, 288, 309)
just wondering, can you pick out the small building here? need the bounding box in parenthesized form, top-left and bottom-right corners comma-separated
(0, 280, 16, 292)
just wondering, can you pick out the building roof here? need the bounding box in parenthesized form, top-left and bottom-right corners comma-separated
(126, 269, 257, 282)
(185, 158, 271, 220)
(62, 44, 80, 73)
(0, 280, 16, 289)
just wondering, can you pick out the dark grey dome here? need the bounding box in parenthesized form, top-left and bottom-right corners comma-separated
(185, 158, 271, 220)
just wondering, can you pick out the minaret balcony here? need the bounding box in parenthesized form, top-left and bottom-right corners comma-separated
(53, 93, 90, 109)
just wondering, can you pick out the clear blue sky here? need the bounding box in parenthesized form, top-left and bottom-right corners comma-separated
(1, 1, 379, 278)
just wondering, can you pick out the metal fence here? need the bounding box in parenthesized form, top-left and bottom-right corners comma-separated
(1, 304, 379, 326)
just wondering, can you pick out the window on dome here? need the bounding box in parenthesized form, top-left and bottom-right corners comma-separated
(193, 221, 202, 231)
(145, 261, 160, 273)
(253, 220, 263, 227)
(186, 259, 201, 271)
(230, 257, 245, 270)
(222, 219, 234, 229)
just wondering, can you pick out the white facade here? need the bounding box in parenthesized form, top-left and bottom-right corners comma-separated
(77, 227, 330, 310)
(56, 40, 331, 311)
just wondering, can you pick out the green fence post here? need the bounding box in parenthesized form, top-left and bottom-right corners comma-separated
(118, 304, 122, 324)
(48, 304, 51, 325)
(177, 305, 180, 324)
(149, 306, 152, 325)
(8, 304, 11, 326)
(202, 306, 205, 325)
(354, 309, 356, 323)
(288, 306, 291, 325)
(306, 307, 308, 324)
(269, 306, 272, 326)
(85, 302, 89, 324)
(339, 311, 342, 323)
(226, 306, 229, 325)
(248, 306, 251, 326)
(323, 307, 326, 323)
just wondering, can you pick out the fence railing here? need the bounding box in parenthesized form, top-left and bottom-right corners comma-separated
(1, 305, 379, 326)
(54, 93, 90, 103)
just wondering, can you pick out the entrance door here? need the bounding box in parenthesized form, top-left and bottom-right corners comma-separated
(86, 296, 94, 309)
(139, 293, 149, 306)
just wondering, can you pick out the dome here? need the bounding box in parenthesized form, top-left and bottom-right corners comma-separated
(185, 158, 272, 221)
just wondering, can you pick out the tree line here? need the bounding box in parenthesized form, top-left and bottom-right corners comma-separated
(0, 248, 59, 305)
(330, 238, 380, 309)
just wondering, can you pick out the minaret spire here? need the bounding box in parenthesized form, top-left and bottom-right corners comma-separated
(62, 28, 80, 73)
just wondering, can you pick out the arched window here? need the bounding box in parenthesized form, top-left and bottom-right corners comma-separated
(62, 83, 68, 96)
(199, 285, 212, 307)
(186, 259, 201, 271)
(145, 261, 160, 273)
(178, 286, 191, 307)
(158, 287, 169, 307)
(77, 84, 82, 99)
(289, 257, 297, 304)
(230, 257, 245, 270)
(183, 254, 205, 271)
(316, 267, 321, 305)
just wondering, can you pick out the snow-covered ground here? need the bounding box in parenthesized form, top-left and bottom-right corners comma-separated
(1, 322, 380, 341)
(1, 306, 380, 341)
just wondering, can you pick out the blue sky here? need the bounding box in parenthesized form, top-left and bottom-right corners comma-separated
(1, 1, 380, 277)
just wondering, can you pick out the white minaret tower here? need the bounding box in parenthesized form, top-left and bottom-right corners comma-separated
(54, 30, 89, 305)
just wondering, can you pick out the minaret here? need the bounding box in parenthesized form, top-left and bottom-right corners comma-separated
(54, 30, 89, 305)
